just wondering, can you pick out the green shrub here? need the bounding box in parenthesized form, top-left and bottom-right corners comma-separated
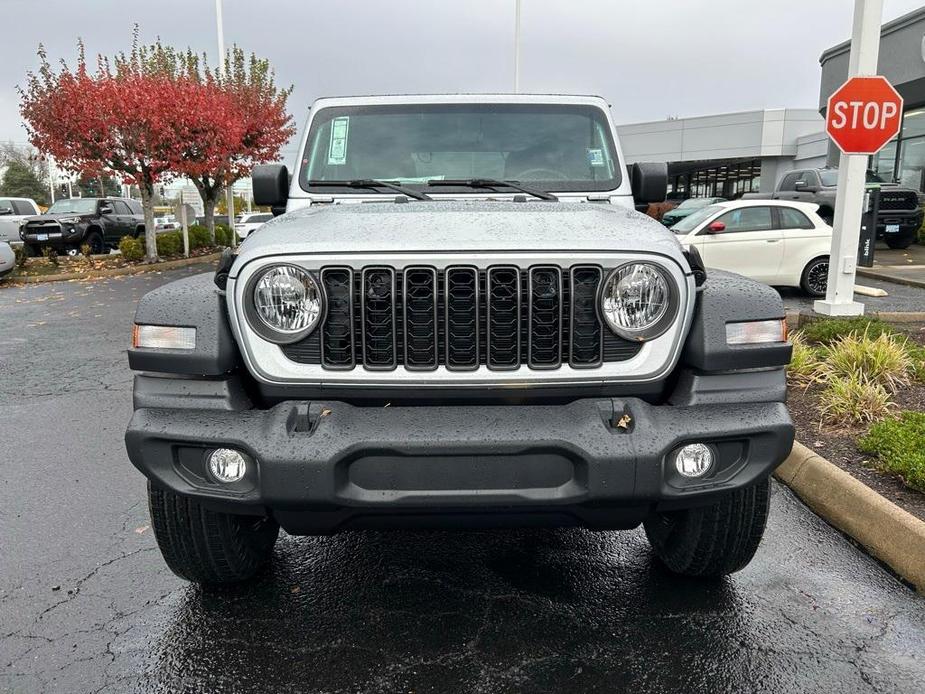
(818, 331, 913, 392)
(800, 316, 894, 345)
(187, 224, 212, 249)
(118, 236, 144, 261)
(214, 224, 232, 247)
(155, 231, 183, 257)
(818, 374, 893, 426)
(859, 411, 925, 492)
(787, 331, 821, 383)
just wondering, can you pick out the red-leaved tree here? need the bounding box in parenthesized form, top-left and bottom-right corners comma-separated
(19, 38, 244, 261)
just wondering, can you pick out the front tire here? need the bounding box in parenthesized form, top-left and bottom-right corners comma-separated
(84, 230, 105, 256)
(800, 256, 829, 297)
(644, 477, 771, 577)
(148, 483, 279, 584)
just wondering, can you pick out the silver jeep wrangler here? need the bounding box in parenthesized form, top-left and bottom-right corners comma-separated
(126, 95, 794, 585)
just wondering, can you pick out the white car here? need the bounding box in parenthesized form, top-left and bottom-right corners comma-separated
(672, 199, 831, 296)
(0, 241, 15, 279)
(0, 197, 41, 247)
(234, 212, 272, 240)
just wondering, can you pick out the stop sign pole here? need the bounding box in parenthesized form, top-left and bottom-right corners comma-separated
(815, 0, 895, 317)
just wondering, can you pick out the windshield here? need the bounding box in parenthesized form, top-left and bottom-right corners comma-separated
(670, 205, 723, 233)
(300, 103, 621, 193)
(676, 198, 713, 210)
(819, 170, 888, 186)
(46, 198, 98, 215)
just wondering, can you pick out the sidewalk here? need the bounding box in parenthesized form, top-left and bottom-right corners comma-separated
(857, 242, 925, 289)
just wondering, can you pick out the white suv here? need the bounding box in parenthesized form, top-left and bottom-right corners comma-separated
(234, 212, 272, 240)
(0, 197, 41, 247)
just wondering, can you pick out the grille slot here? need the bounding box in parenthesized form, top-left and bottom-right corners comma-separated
(445, 267, 479, 370)
(569, 266, 603, 367)
(281, 263, 644, 370)
(320, 268, 355, 369)
(486, 266, 521, 369)
(361, 267, 396, 370)
(528, 266, 562, 368)
(403, 267, 439, 370)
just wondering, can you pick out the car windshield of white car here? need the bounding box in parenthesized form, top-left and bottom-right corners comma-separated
(300, 103, 621, 194)
(671, 205, 723, 233)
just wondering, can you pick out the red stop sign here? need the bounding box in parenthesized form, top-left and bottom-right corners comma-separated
(826, 76, 903, 154)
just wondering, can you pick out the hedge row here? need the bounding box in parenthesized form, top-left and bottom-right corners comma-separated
(117, 224, 232, 260)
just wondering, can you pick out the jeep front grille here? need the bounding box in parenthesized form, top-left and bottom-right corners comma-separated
(281, 264, 641, 370)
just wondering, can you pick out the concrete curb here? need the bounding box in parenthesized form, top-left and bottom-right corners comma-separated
(7, 252, 222, 285)
(857, 268, 925, 290)
(792, 309, 925, 326)
(774, 441, 925, 592)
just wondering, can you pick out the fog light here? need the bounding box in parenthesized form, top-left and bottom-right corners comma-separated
(208, 448, 247, 483)
(675, 443, 714, 478)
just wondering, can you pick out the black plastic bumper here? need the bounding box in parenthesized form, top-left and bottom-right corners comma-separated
(125, 397, 793, 534)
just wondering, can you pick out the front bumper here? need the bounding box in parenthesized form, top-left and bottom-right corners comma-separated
(125, 398, 793, 533)
(876, 209, 923, 240)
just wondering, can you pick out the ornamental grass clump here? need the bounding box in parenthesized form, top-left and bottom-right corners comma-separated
(787, 331, 821, 384)
(858, 411, 925, 493)
(818, 373, 894, 426)
(818, 331, 913, 393)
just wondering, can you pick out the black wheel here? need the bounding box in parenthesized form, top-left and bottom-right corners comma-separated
(134, 226, 145, 239)
(84, 230, 104, 255)
(800, 256, 829, 297)
(148, 483, 279, 584)
(885, 237, 913, 250)
(644, 477, 770, 577)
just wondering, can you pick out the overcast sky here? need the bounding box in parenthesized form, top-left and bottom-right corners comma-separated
(3, 0, 924, 168)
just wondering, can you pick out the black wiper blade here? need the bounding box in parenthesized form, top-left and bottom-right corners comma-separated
(307, 179, 431, 201)
(425, 178, 558, 201)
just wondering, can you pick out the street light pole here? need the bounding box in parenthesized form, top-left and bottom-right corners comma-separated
(215, 0, 237, 246)
(814, 0, 884, 316)
(513, 0, 522, 93)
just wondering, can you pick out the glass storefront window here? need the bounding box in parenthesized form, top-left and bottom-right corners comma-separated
(898, 136, 925, 192)
(871, 140, 898, 182)
(902, 107, 925, 139)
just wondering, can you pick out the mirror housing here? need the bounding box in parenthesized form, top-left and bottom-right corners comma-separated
(99, 203, 113, 215)
(0, 206, 12, 216)
(707, 221, 726, 233)
(630, 162, 668, 205)
(253, 164, 289, 213)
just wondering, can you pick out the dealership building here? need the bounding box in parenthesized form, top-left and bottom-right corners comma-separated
(618, 6, 925, 197)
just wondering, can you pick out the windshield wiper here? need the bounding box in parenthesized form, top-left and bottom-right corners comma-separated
(307, 179, 431, 201)
(425, 178, 558, 201)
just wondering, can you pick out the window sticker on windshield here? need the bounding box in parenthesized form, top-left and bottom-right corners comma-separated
(588, 148, 605, 167)
(327, 117, 349, 165)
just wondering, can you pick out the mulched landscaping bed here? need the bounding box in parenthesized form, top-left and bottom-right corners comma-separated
(788, 321, 925, 524)
(5, 246, 223, 280)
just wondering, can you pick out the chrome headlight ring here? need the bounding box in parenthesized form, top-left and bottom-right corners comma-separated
(243, 264, 325, 344)
(599, 262, 679, 342)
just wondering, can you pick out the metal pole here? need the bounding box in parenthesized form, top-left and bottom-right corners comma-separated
(46, 155, 55, 204)
(814, 0, 883, 316)
(514, 0, 521, 93)
(215, 0, 237, 247)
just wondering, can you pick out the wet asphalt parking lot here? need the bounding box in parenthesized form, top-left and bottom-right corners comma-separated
(1, 265, 924, 693)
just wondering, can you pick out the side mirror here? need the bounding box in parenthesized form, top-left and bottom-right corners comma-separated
(0, 206, 12, 216)
(253, 164, 289, 212)
(99, 203, 113, 215)
(707, 221, 726, 233)
(630, 162, 667, 205)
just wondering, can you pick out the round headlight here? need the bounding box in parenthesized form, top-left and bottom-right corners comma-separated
(247, 265, 322, 343)
(600, 263, 676, 341)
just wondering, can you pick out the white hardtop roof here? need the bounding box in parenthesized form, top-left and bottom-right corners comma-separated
(713, 199, 820, 213)
(309, 93, 610, 109)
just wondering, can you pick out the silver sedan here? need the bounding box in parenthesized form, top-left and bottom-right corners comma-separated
(0, 241, 15, 279)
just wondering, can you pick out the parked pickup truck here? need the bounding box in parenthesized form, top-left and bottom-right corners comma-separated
(747, 167, 922, 249)
(125, 94, 794, 586)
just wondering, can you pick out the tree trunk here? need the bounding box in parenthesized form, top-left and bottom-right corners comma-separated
(138, 182, 158, 263)
(191, 177, 219, 244)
